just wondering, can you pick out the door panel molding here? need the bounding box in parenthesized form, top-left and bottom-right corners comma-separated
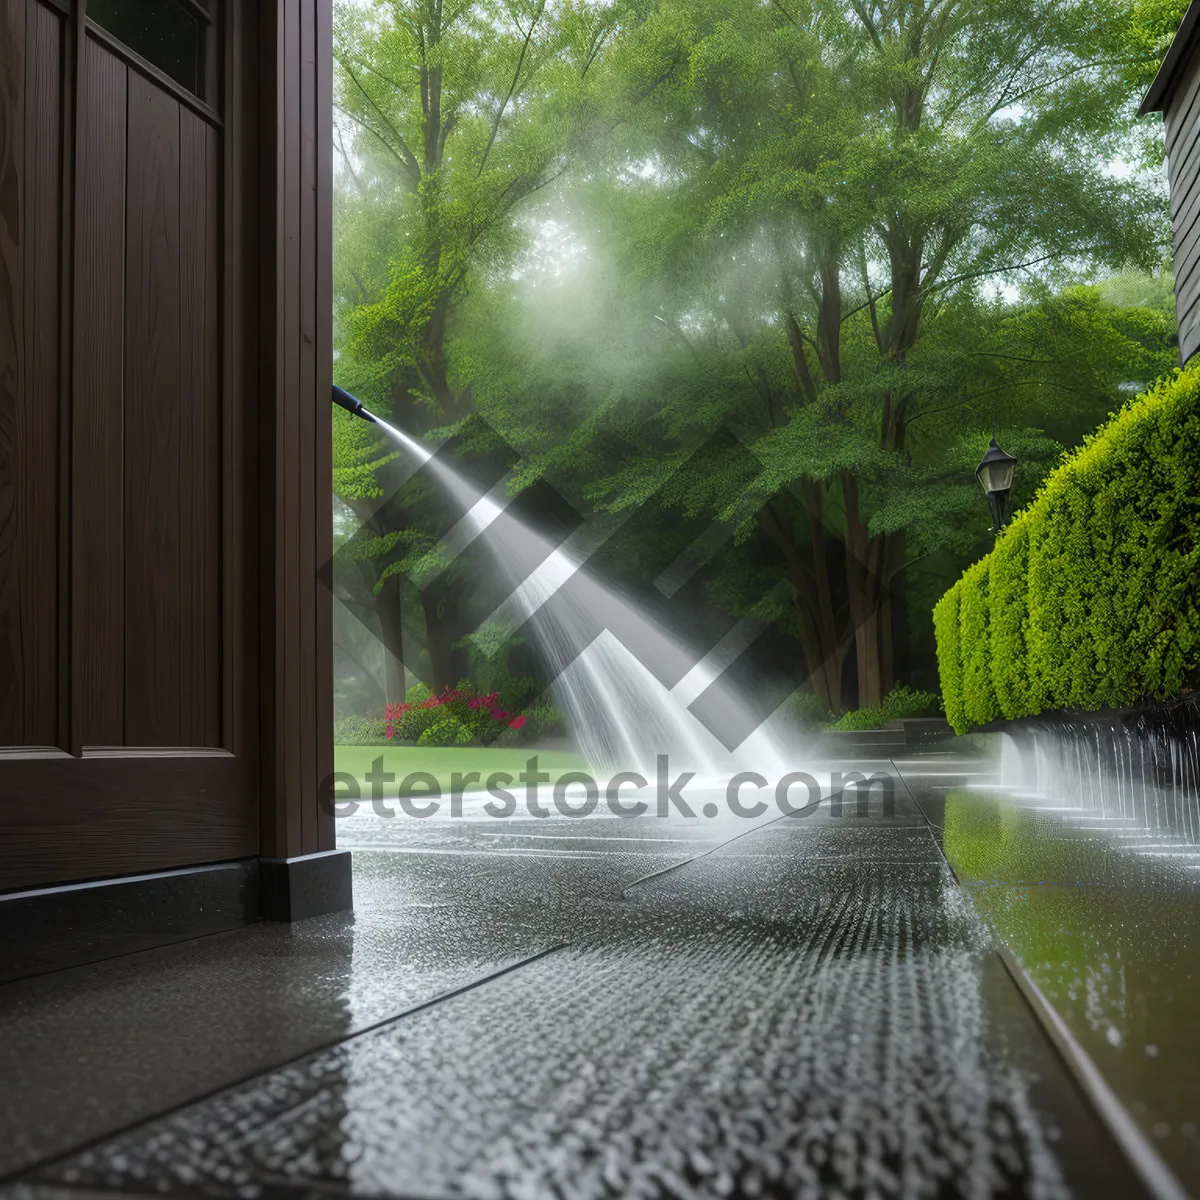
(79, 747, 235, 758)
(0, 0, 67, 749)
(71, 35, 127, 750)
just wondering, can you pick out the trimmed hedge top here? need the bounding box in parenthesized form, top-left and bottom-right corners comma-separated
(935, 364, 1200, 734)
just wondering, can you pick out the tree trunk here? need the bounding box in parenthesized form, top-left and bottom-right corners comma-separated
(420, 580, 463, 692)
(842, 470, 888, 710)
(865, 217, 924, 706)
(879, 591, 895, 698)
(761, 493, 848, 715)
(793, 600, 844, 716)
(377, 571, 407, 704)
(801, 483, 846, 713)
(855, 608, 884, 710)
(416, 286, 462, 418)
(880, 529, 908, 697)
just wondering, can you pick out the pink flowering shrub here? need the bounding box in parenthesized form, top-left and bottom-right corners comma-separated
(384, 680, 529, 746)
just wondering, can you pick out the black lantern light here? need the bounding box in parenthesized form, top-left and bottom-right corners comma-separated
(975, 437, 1018, 534)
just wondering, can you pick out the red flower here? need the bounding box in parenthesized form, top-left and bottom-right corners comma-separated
(508, 715, 526, 730)
(490, 706, 509, 721)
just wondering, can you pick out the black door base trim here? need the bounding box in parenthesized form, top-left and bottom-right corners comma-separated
(0, 859, 260, 983)
(259, 848, 353, 921)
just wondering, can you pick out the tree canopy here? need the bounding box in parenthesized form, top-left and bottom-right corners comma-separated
(333, 0, 1184, 716)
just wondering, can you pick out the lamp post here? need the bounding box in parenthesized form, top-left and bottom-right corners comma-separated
(975, 437, 1018, 535)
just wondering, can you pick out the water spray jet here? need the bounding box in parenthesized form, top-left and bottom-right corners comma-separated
(362, 417, 808, 783)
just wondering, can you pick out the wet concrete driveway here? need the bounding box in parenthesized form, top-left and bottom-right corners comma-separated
(0, 766, 1149, 1199)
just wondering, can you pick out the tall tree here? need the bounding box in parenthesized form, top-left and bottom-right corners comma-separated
(574, 0, 1176, 710)
(332, 0, 622, 695)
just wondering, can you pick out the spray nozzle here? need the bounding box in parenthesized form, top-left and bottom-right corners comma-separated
(332, 384, 377, 424)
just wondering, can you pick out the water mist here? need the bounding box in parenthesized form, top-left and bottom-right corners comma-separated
(347, 398, 805, 784)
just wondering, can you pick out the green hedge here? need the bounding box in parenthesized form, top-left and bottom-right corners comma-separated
(935, 364, 1200, 733)
(827, 686, 940, 731)
(333, 715, 393, 745)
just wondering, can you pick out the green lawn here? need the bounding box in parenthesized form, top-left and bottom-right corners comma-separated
(333, 745, 591, 795)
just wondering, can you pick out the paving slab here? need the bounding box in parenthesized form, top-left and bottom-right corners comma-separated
(7, 797, 1148, 1200)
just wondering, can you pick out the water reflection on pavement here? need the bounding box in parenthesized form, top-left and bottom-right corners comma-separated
(939, 782, 1200, 1193)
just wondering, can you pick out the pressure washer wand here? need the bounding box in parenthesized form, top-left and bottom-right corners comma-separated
(332, 384, 377, 424)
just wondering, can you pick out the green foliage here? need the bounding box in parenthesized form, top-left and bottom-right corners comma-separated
(333, 715, 393, 745)
(932, 587, 965, 734)
(1095, 264, 1177, 313)
(790, 689, 835, 730)
(333, 0, 1184, 716)
(417, 717, 475, 747)
(333, 0, 625, 425)
(958, 561, 1000, 730)
(455, 622, 546, 712)
(331, 0, 631, 698)
(936, 364, 1200, 732)
(385, 679, 542, 746)
(468, 0, 1175, 713)
(987, 522, 1031, 720)
(499, 701, 566, 744)
(828, 687, 940, 732)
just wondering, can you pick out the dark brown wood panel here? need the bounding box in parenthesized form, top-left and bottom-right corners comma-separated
(314, 0, 334, 853)
(0, 0, 27, 745)
(0, 754, 255, 890)
(281, 0, 302, 853)
(24, 1, 64, 746)
(179, 107, 204, 745)
(204, 123, 222, 747)
(222, 0, 256, 762)
(0, 1, 65, 749)
(177, 107, 222, 747)
(258, 0, 335, 859)
(72, 38, 127, 748)
(1, 3, 268, 895)
(124, 71, 183, 745)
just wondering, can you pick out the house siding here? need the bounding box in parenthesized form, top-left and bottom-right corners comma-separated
(1166, 47, 1200, 364)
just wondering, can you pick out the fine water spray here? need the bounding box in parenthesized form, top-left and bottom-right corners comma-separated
(329, 382, 807, 784)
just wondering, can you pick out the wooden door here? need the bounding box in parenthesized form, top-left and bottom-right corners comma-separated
(0, 0, 263, 890)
